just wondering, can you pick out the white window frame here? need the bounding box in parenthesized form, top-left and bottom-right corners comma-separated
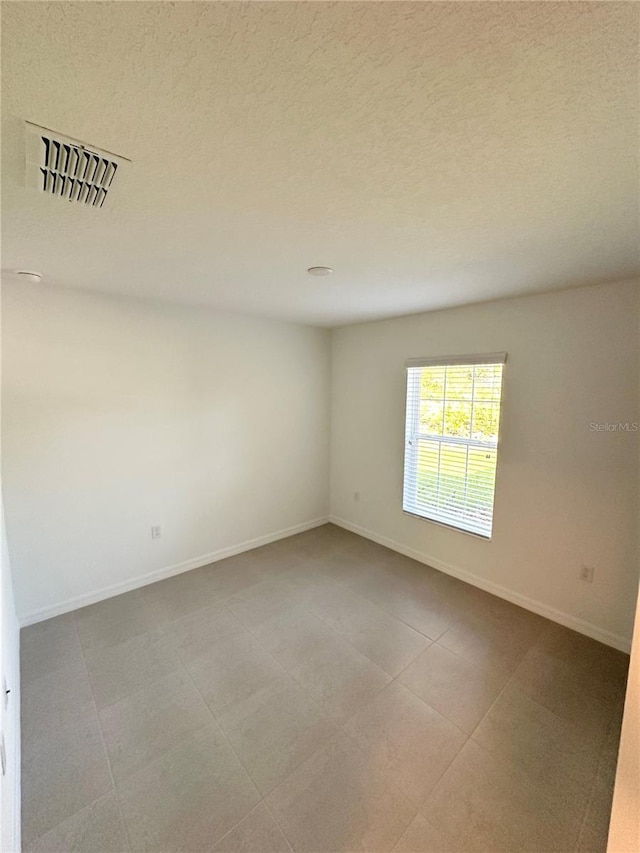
(402, 353, 507, 539)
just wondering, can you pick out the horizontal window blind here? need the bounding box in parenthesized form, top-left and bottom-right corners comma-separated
(403, 356, 505, 538)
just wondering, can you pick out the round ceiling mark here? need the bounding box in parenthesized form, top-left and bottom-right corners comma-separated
(15, 270, 44, 283)
(307, 266, 333, 277)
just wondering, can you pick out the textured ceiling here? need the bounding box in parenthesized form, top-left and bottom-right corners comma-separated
(2, 1, 639, 326)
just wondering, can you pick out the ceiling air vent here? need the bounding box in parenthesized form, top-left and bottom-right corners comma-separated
(25, 121, 129, 208)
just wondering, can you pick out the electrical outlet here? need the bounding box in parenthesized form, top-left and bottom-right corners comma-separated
(151, 526, 161, 540)
(579, 565, 595, 583)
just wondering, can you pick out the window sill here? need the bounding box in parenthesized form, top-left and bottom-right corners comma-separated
(402, 509, 492, 541)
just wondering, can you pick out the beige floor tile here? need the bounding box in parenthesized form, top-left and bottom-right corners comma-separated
(392, 813, 458, 853)
(380, 557, 499, 626)
(241, 539, 308, 576)
(375, 552, 436, 583)
(322, 522, 363, 547)
(84, 630, 182, 709)
(21, 614, 84, 685)
(213, 803, 292, 853)
(159, 603, 246, 664)
(537, 624, 629, 701)
(430, 573, 499, 613)
(26, 793, 129, 853)
(575, 763, 617, 853)
(22, 710, 113, 846)
(118, 725, 260, 852)
(513, 644, 622, 744)
(226, 576, 314, 629)
(343, 534, 397, 563)
(423, 739, 588, 853)
(266, 732, 416, 852)
(380, 554, 466, 605)
(22, 660, 95, 745)
(398, 643, 506, 733)
(252, 605, 347, 671)
(354, 572, 459, 640)
(540, 622, 628, 665)
(202, 554, 272, 599)
(140, 567, 222, 623)
(75, 590, 158, 652)
(472, 683, 601, 791)
(311, 550, 386, 588)
(217, 675, 337, 794)
(99, 669, 213, 781)
(305, 584, 430, 676)
(465, 592, 547, 640)
(255, 607, 391, 723)
(285, 524, 352, 559)
(437, 611, 536, 678)
(186, 632, 286, 715)
(344, 682, 467, 807)
(597, 707, 625, 789)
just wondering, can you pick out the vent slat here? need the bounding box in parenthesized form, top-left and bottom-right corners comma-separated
(80, 151, 91, 181)
(87, 155, 100, 184)
(69, 147, 79, 178)
(42, 137, 51, 169)
(61, 145, 71, 175)
(103, 162, 115, 187)
(95, 159, 107, 186)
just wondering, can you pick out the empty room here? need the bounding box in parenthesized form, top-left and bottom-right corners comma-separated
(1, 2, 639, 852)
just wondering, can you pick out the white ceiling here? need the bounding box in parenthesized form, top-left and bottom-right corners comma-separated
(2, 1, 638, 327)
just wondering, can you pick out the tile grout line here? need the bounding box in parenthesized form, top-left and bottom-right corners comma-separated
(573, 699, 624, 852)
(177, 645, 302, 853)
(175, 646, 286, 850)
(234, 560, 437, 683)
(72, 614, 134, 853)
(261, 799, 296, 853)
(223, 562, 489, 770)
(74, 584, 312, 851)
(75, 608, 234, 849)
(218, 598, 420, 849)
(466, 662, 593, 853)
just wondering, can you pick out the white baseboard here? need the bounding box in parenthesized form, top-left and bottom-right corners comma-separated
(329, 515, 632, 654)
(20, 516, 330, 627)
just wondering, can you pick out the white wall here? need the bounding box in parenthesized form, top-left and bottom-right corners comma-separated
(0, 496, 21, 853)
(330, 280, 640, 650)
(2, 282, 330, 622)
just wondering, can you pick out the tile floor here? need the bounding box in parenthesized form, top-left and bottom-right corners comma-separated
(21, 524, 629, 852)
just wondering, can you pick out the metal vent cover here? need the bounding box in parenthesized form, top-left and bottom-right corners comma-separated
(25, 122, 129, 208)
